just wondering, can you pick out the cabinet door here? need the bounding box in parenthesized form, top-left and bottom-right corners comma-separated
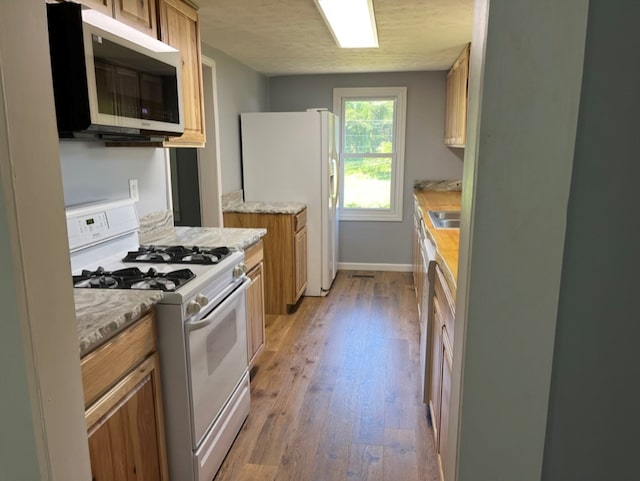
(246, 261, 265, 367)
(444, 71, 454, 143)
(82, 0, 113, 16)
(294, 225, 308, 300)
(439, 330, 453, 475)
(455, 48, 469, 146)
(429, 301, 444, 444)
(444, 44, 470, 147)
(158, 0, 206, 147)
(86, 353, 169, 481)
(114, 0, 158, 37)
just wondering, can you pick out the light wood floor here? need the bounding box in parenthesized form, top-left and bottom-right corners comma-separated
(214, 270, 441, 481)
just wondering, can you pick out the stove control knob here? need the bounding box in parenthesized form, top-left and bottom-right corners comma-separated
(195, 294, 209, 307)
(233, 263, 247, 278)
(186, 300, 201, 315)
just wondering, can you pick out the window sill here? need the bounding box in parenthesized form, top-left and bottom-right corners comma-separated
(340, 209, 403, 222)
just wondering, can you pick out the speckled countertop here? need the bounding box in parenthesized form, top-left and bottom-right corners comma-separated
(414, 189, 462, 298)
(223, 201, 306, 215)
(138, 209, 266, 248)
(221, 189, 306, 215)
(146, 226, 266, 250)
(75, 289, 163, 357)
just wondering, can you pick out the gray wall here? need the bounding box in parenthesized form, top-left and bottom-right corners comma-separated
(201, 45, 269, 193)
(269, 72, 463, 265)
(542, 1, 640, 479)
(452, 0, 589, 479)
(59, 142, 168, 216)
(0, 183, 41, 481)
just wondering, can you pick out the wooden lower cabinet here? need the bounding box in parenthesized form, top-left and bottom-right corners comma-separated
(244, 240, 265, 367)
(428, 265, 456, 480)
(224, 209, 308, 314)
(440, 329, 453, 480)
(429, 299, 444, 445)
(82, 311, 168, 481)
(294, 225, 307, 300)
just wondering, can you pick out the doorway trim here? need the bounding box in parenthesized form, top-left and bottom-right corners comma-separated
(198, 55, 224, 227)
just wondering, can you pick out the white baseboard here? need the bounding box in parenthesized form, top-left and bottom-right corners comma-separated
(338, 262, 412, 272)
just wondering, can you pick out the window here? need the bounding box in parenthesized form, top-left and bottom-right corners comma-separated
(333, 87, 406, 221)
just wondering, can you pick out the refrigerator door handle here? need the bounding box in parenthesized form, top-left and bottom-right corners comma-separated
(330, 156, 339, 201)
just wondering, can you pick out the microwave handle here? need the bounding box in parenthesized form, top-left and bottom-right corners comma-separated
(186, 276, 250, 332)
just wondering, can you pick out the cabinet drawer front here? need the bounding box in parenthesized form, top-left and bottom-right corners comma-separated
(244, 240, 264, 271)
(294, 208, 307, 232)
(81, 311, 156, 408)
(434, 266, 455, 344)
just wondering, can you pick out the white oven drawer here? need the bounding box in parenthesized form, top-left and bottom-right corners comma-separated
(193, 372, 250, 481)
(185, 277, 250, 446)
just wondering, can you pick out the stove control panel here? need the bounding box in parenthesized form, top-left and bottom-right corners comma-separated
(74, 212, 109, 236)
(66, 199, 139, 252)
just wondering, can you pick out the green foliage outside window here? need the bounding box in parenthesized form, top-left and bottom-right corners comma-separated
(343, 99, 395, 208)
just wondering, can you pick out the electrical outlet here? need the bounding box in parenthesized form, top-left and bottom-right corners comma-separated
(129, 179, 139, 202)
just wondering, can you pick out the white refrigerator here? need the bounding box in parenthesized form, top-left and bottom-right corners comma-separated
(240, 110, 339, 296)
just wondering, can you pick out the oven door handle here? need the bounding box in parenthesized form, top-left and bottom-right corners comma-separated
(186, 276, 250, 332)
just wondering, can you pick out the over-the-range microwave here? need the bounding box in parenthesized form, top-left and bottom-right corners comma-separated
(46, 2, 183, 141)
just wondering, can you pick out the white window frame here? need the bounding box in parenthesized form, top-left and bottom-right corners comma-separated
(333, 86, 407, 222)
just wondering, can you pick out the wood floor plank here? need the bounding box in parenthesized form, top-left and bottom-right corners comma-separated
(310, 369, 360, 481)
(236, 463, 277, 481)
(275, 380, 333, 480)
(384, 338, 415, 430)
(347, 444, 384, 481)
(213, 271, 441, 481)
(383, 428, 419, 481)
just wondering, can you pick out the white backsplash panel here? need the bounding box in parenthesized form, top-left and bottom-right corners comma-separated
(58, 141, 169, 216)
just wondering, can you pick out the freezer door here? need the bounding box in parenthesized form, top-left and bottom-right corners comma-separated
(321, 111, 339, 291)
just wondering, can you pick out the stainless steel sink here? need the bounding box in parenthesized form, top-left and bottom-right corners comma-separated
(428, 210, 461, 229)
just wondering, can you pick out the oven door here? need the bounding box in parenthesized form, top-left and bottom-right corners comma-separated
(185, 277, 250, 446)
(420, 237, 437, 404)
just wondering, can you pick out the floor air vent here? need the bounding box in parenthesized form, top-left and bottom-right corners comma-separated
(351, 273, 376, 278)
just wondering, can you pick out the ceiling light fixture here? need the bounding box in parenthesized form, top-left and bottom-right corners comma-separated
(315, 0, 379, 49)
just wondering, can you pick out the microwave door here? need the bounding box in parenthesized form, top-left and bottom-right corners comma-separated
(81, 21, 183, 136)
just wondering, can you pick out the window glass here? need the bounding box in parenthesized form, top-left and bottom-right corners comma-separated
(334, 87, 406, 222)
(344, 100, 394, 153)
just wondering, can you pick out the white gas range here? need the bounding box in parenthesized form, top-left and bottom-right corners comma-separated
(67, 199, 251, 481)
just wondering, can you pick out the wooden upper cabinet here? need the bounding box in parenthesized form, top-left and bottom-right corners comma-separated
(444, 43, 470, 148)
(114, 0, 158, 37)
(158, 0, 206, 147)
(81, 0, 113, 16)
(80, 0, 157, 37)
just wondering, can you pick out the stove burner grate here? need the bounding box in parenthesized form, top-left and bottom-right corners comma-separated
(73, 266, 195, 292)
(122, 245, 231, 265)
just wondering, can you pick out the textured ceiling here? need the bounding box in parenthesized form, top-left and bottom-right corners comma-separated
(195, 0, 474, 76)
